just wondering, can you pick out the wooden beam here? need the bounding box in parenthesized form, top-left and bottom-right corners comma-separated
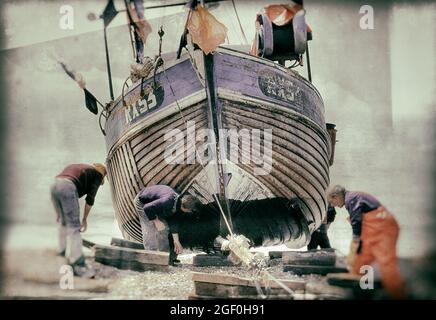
(82, 239, 96, 249)
(93, 244, 169, 272)
(282, 250, 337, 266)
(327, 273, 383, 289)
(192, 272, 306, 291)
(110, 237, 144, 250)
(193, 254, 236, 267)
(270, 248, 335, 260)
(283, 265, 348, 275)
(194, 282, 298, 299)
(305, 280, 351, 299)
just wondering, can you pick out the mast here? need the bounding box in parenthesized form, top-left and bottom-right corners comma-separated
(103, 26, 115, 101)
(90, 0, 118, 101)
(203, 53, 233, 236)
(197, 0, 233, 236)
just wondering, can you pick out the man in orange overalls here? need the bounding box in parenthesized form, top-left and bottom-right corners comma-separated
(327, 185, 407, 299)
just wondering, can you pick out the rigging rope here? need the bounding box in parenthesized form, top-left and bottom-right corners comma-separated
(153, 23, 295, 300)
(160, 57, 234, 238)
(231, 0, 249, 45)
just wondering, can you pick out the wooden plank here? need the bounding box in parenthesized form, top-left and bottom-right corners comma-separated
(223, 101, 329, 157)
(282, 250, 336, 266)
(120, 143, 139, 197)
(94, 244, 168, 265)
(93, 244, 169, 272)
(224, 105, 330, 169)
(283, 265, 348, 275)
(126, 140, 144, 190)
(108, 157, 131, 232)
(115, 149, 136, 207)
(224, 112, 330, 177)
(121, 143, 138, 192)
(192, 272, 306, 291)
(94, 257, 168, 272)
(305, 280, 351, 299)
(270, 248, 335, 259)
(327, 273, 383, 289)
(193, 254, 236, 267)
(110, 237, 144, 250)
(82, 239, 96, 249)
(131, 103, 204, 153)
(193, 272, 250, 287)
(194, 282, 297, 298)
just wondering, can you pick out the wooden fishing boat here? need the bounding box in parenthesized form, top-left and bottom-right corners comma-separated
(103, 41, 334, 249)
(67, 1, 337, 251)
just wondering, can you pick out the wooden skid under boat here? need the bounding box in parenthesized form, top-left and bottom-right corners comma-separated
(103, 47, 331, 249)
(190, 272, 305, 299)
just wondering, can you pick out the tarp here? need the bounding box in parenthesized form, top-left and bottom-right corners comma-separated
(187, 5, 228, 55)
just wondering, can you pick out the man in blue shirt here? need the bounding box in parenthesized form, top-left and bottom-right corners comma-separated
(134, 185, 201, 263)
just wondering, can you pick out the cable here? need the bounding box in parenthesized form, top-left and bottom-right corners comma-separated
(161, 61, 234, 237)
(231, 0, 249, 45)
(161, 49, 298, 300)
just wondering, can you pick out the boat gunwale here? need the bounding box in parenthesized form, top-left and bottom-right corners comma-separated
(106, 90, 330, 163)
(105, 46, 324, 115)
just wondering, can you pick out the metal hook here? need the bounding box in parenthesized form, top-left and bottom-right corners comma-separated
(158, 26, 165, 57)
(153, 56, 164, 89)
(99, 109, 108, 136)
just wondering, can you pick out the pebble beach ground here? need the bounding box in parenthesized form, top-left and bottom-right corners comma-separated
(2, 248, 322, 299)
(3, 224, 436, 299)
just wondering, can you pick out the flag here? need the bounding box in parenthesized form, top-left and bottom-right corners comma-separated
(125, 0, 152, 62)
(84, 88, 99, 115)
(59, 61, 98, 115)
(187, 5, 228, 55)
(185, 0, 198, 9)
(102, 0, 118, 28)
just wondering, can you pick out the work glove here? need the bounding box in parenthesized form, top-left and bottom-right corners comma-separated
(346, 239, 361, 271)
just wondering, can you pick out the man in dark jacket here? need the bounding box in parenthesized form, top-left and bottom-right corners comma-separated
(307, 205, 337, 250)
(134, 185, 201, 258)
(50, 163, 106, 276)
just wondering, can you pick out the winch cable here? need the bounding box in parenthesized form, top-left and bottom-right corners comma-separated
(160, 59, 234, 238)
(231, 0, 249, 45)
(157, 23, 296, 300)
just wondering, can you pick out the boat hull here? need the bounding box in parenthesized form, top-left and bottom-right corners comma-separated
(104, 47, 331, 249)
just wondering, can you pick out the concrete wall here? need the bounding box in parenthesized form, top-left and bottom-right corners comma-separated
(306, 1, 436, 257)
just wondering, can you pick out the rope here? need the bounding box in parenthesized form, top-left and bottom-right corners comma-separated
(231, 0, 249, 45)
(155, 25, 295, 300)
(130, 57, 154, 83)
(160, 60, 234, 237)
(261, 270, 295, 296)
